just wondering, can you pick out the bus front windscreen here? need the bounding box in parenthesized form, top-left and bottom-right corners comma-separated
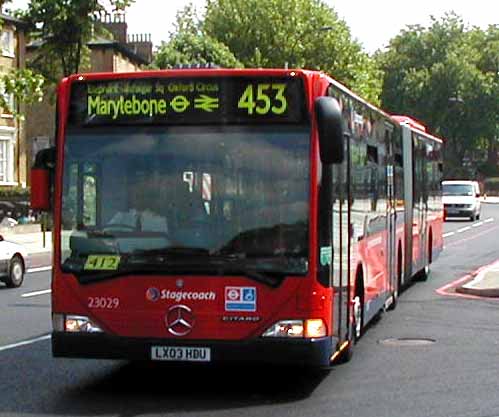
(61, 126, 310, 282)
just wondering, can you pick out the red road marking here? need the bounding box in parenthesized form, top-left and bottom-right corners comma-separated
(436, 258, 499, 300)
(437, 222, 499, 299)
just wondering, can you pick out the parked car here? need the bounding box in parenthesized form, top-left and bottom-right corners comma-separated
(0, 235, 28, 288)
(442, 180, 481, 221)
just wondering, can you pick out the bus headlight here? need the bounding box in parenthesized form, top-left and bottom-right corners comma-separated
(262, 319, 326, 338)
(304, 319, 327, 338)
(53, 314, 103, 333)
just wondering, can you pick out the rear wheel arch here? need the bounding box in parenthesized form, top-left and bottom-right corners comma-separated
(354, 263, 365, 297)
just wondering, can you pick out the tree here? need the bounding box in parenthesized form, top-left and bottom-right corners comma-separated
(376, 14, 498, 178)
(17, 0, 135, 78)
(0, 69, 44, 119)
(467, 25, 499, 174)
(0, 1, 44, 118)
(203, 0, 382, 103)
(157, 0, 381, 103)
(154, 6, 242, 69)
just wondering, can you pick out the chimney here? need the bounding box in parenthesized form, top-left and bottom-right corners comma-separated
(127, 33, 153, 64)
(101, 12, 128, 44)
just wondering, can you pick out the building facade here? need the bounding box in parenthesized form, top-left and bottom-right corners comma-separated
(0, 13, 27, 187)
(25, 13, 152, 184)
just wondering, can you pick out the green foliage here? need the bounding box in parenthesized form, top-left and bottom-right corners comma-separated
(376, 14, 498, 177)
(204, 0, 381, 102)
(18, 0, 135, 77)
(154, 6, 242, 69)
(483, 177, 499, 196)
(0, 186, 30, 198)
(478, 162, 499, 177)
(0, 10, 45, 118)
(159, 0, 382, 103)
(155, 33, 242, 69)
(0, 68, 44, 119)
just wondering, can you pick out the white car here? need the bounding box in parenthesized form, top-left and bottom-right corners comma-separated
(0, 235, 28, 288)
(442, 180, 481, 221)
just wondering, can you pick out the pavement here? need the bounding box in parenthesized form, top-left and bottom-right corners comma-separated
(455, 261, 499, 297)
(450, 195, 499, 297)
(480, 196, 499, 204)
(1, 198, 499, 294)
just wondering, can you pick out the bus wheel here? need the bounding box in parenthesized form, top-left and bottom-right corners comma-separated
(388, 249, 402, 311)
(416, 239, 432, 281)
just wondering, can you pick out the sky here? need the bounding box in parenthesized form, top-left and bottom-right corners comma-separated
(8, 0, 498, 53)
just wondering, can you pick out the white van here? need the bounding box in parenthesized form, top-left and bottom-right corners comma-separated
(442, 180, 481, 221)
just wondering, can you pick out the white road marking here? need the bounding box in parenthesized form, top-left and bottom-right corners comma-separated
(21, 289, 51, 298)
(445, 218, 494, 237)
(0, 334, 51, 353)
(27, 266, 52, 274)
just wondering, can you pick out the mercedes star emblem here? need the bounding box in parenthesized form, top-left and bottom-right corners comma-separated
(165, 304, 195, 336)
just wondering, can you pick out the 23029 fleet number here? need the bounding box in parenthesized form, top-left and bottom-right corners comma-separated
(87, 297, 120, 309)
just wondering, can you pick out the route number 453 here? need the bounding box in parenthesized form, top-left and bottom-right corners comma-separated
(237, 84, 287, 115)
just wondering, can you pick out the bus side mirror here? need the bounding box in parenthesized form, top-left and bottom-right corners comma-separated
(315, 97, 344, 164)
(31, 147, 55, 211)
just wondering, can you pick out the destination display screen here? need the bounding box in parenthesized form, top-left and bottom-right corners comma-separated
(68, 76, 307, 126)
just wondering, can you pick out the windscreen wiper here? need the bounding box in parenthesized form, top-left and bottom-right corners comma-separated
(64, 253, 291, 287)
(132, 246, 210, 257)
(73, 262, 222, 285)
(224, 267, 285, 288)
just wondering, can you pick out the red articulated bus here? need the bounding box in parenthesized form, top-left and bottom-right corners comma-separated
(31, 69, 443, 368)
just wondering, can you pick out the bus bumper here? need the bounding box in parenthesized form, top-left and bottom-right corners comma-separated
(52, 332, 335, 368)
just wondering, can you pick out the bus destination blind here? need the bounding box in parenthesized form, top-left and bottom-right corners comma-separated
(69, 77, 307, 126)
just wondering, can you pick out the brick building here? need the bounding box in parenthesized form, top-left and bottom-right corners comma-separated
(25, 13, 152, 182)
(0, 12, 27, 187)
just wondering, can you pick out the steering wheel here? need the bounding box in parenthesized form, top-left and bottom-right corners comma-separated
(102, 223, 136, 232)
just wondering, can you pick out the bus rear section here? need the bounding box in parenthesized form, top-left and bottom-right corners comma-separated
(49, 71, 346, 367)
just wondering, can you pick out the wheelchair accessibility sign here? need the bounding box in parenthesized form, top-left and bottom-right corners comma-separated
(225, 287, 257, 312)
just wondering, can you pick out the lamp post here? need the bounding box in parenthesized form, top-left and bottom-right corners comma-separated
(284, 25, 333, 69)
(447, 94, 468, 177)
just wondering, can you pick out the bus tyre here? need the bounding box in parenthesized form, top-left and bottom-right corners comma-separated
(5, 256, 24, 288)
(387, 276, 398, 311)
(415, 258, 430, 281)
(388, 251, 402, 311)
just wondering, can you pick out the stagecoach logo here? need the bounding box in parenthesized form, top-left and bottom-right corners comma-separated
(146, 287, 160, 302)
(165, 304, 195, 336)
(146, 288, 216, 302)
